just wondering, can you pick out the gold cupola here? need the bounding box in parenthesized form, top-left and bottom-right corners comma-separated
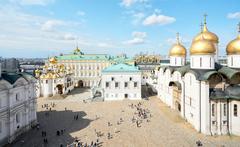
(49, 57, 57, 64)
(226, 23, 240, 55)
(190, 34, 216, 55)
(193, 14, 219, 44)
(169, 33, 187, 56)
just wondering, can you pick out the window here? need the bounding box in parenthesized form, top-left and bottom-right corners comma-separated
(210, 58, 211, 68)
(111, 77, 114, 81)
(0, 121, 2, 133)
(115, 82, 119, 88)
(200, 57, 202, 67)
(124, 82, 128, 88)
(46, 80, 48, 84)
(223, 104, 227, 116)
(134, 82, 138, 88)
(231, 57, 233, 66)
(175, 58, 177, 65)
(16, 93, 19, 101)
(234, 104, 238, 117)
(189, 97, 192, 106)
(106, 82, 109, 88)
(129, 77, 132, 81)
(16, 113, 20, 123)
(212, 104, 215, 117)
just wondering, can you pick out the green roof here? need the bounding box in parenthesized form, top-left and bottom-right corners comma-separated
(1, 72, 35, 84)
(102, 63, 140, 72)
(56, 54, 111, 61)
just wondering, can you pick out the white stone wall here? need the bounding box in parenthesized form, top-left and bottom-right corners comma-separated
(0, 78, 37, 145)
(58, 60, 111, 88)
(227, 55, 240, 68)
(229, 100, 240, 135)
(190, 55, 215, 69)
(102, 72, 141, 101)
(170, 56, 185, 67)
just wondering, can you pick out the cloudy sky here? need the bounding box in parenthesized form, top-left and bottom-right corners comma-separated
(0, 0, 240, 58)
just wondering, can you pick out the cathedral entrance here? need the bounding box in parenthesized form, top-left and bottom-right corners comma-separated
(56, 84, 63, 94)
(78, 80, 84, 88)
(169, 81, 182, 113)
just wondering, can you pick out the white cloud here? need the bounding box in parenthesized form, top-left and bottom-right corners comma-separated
(121, 0, 136, 7)
(41, 20, 64, 32)
(16, 0, 55, 6)
(121, 0, 148, 7)
(61, 33, 77, 40)
(227, 12, 240, 19)
(132, 31, 147, 38)
(77, 11, 85, 16)
(124, 31, 147, 45)
(143, 14, 176, 26)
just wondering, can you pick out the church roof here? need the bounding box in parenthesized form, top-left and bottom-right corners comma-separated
(1, 72, 36, 84)
(102, 63, 140, 73)
(56, 54, 111, 61)
(210, 85, 240, 100)
(161, 63, 240, 82)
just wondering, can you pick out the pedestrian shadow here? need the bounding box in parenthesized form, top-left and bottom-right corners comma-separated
(10, 110, 93, 147)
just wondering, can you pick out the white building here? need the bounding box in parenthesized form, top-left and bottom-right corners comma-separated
(56, 47, 134, 88)
(0, 63, 37, 145)
(36, 57, 74, 97)
(157, 20, 240, 136)
(101, 63, 141, 101)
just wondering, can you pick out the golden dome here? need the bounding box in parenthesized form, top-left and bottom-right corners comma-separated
(52, 73, 60, 79)
(169, 33, 187, 56)
(45, 72, 53, 79)
(226, 24, 240, 55)
(190, 36, 216, 55)
(193, 25, 219, 43)
(49, 57, 57, 64)
(40, 74, 46, 79)
(193, 15, 219, 43)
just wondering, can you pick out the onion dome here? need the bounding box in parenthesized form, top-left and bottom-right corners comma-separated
(226, 23, 240, 55)
(40, 74, 46, 79)
(52, 73, 59, 79)
(193, 15, 219, 43)
(169, 33, 187, 56)
(49, 57, 57, 64)
(45, 72, 53, 79)
(190, 34, 216, 55)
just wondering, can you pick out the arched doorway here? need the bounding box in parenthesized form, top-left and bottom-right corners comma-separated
(169, 81, 182, 112)
(78, 80, 84, 88)
(95, 90, 102, 97)
(56, 84, 63, 94)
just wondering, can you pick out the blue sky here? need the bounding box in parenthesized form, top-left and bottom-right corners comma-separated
(0, 0, 239, 58)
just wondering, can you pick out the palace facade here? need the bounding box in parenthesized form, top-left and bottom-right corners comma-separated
(55, 48, 134, 88)
(157, 19, 240, 136)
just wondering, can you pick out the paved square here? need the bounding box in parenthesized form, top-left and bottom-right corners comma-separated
(11, 91, 240, 147)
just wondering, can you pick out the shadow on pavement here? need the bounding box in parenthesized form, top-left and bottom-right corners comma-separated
(10, 110, 92, 147)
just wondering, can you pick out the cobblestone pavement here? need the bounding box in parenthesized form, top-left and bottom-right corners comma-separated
(11, 94, 240, 147)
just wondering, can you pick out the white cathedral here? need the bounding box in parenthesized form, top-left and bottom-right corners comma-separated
(157, 19, 240, 136)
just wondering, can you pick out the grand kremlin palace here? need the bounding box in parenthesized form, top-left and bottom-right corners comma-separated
(55, 48, 134, 88)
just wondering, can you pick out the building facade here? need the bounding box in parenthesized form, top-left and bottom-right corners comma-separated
(157, 19, 240, 136)
(36, 57, 74, 97)
(0, 63, 37, 145)
(101, 63, 141, 101)
(56, 48, 134, 88)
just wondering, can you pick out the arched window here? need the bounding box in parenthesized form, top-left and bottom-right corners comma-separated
(16, 113, 20, 123)
(223, 104, 227, 116)
(210, 58, 211, 68)
(0, 121, 2, 133)
(200, 57, 202, 67)
(234, 104, 238, 117)
(212, 104, 215, 116)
